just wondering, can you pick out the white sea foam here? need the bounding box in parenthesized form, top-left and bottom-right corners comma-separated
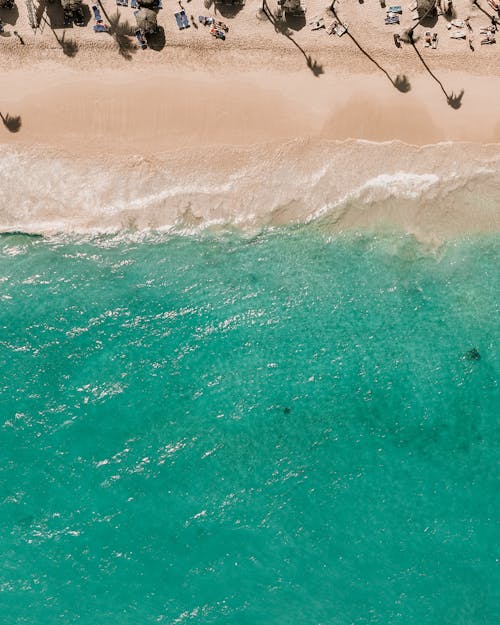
(1, 140, 500, 237)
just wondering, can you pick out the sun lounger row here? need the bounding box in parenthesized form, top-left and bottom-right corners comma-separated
(122, 0, 162, 8)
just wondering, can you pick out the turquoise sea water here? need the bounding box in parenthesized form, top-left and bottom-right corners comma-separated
(0, 230, 498, 625)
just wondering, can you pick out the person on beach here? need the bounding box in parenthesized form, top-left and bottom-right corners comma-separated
(393, 33, 401, 47)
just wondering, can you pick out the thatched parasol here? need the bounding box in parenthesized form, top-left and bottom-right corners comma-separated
(61, 0, 82, 9)
(282, 0, 303, 12)
(137, 0, 157, 7)
(416, 0, 436, 18)
(135, 7, 157, 32)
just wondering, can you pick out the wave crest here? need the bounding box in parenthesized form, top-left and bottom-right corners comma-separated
(1, 140, 500, 238)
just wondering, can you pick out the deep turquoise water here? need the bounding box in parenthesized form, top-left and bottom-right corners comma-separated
(0, 231, 498, 625)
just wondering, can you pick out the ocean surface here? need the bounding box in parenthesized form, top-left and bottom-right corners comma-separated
(0, 229, 498, 625)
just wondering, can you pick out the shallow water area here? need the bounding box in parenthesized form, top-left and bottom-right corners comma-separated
(1, 139, 500, 239)
(0, 229, 498, 624)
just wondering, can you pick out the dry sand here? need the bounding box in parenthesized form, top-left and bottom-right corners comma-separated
(1, 0, 500, 152)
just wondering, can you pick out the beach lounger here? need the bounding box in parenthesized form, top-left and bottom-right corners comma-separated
(310, 17, 325, 30)
(385, 15, 400, 24)
(116, 0, 128, 5)
(387, 5, 402, 13)
(326, 20, 337, 35)
(431, 33, 438, 48)
(134, 28, 147, 48)
(481, 34, 496, 43)
(451, 19, 464, 28)
(450, 30, 466, 38)
(334, 23, 348, 36)
(131, 0, 137, 7)
(92, 4, 103, 21)
(175, 11, 189, 29)
(93, 23, 109, 32)
(210, 26, 225, 39)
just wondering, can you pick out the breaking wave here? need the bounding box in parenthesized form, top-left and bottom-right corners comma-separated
(1, 139, 499, 238)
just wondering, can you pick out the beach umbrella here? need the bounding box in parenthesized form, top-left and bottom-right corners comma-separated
(135, 7, 157, 32)
(416, 0, 436, 18)
(61, 0, 82, 8)
(282, 0, 303, 13)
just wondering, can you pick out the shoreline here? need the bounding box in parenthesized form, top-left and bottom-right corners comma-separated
(1, 0, 500, 238)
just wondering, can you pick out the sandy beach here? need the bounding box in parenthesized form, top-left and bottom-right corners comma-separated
(2, 0, 500, 150)
(1, 0, 500, 237)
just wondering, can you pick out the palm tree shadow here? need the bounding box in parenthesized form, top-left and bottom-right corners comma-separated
(109, 11, 137, 60)
(262, 1, 324, 77)
(0, 112, 22, 132)
(59, 31, 79, 57)
(331, 5, 410, 92)
(447, 90, 464, 109)
(42, 16, 79, 56)
(306, 55, 324, 76)
(410, 40, 464, 109)
(394, 74, 411, 93)
(472, 0, 497, 21)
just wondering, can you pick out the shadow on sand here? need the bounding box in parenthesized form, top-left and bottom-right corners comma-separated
(410, 38, 464, 108)
(262, 0, 324, 76)
(41, 13, 80, 55)
(108, 11, 137, 59)
(0, 4, 19, 26)
(213, 0, 245, 18)
(472, 0, 498, 21)
(147, 25, 166, 51)
(55, 26, 79, 56)
(285, 12, 306, 32)
(330, 5, 411, 92)
(0, 112, 22, 132)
